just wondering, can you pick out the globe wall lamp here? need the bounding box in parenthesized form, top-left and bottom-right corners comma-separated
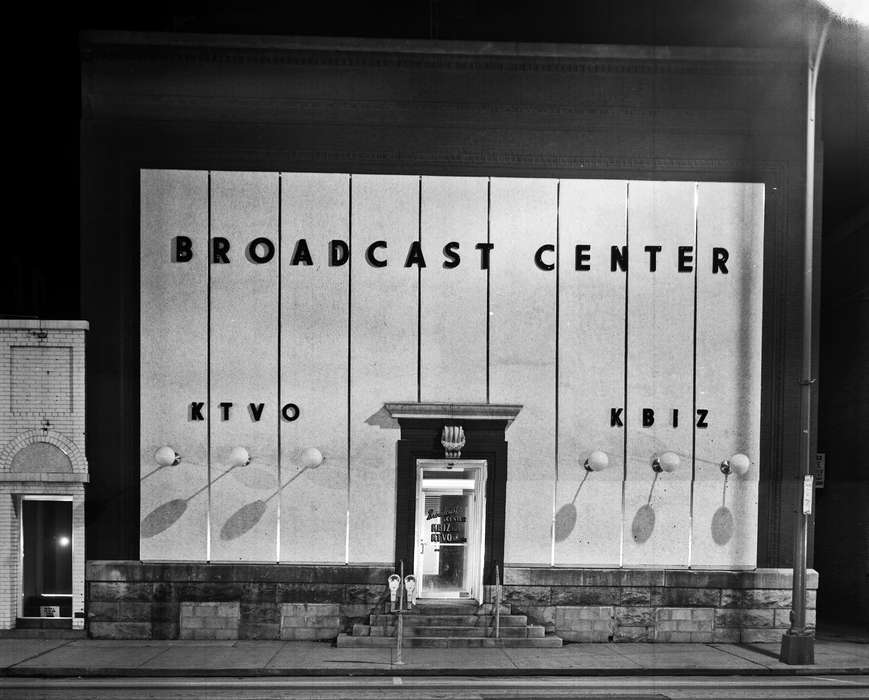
(299, 447, 324, 469)
(154, 446, 181, 467)
(583, 450, 610, 472)
(651, 451, 680, 474)
(720, 453, 751, 478)
(228, 446, 251, 468)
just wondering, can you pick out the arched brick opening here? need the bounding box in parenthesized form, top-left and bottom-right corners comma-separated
(0, 429, 87, 472)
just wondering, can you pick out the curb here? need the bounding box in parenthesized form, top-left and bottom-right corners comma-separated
(3, 665, 869, 678)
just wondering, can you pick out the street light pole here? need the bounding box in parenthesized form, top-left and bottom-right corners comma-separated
(780, 8, 830, 666)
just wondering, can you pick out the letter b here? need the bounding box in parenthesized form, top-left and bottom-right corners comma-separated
(642, 408, 655, 427)
(173, 236, 193, 262)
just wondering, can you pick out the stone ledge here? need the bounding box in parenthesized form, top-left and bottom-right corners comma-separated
(504, 567, 819, 590)
(281, 603, 340, 616)
(0, 319, 89, 330)
(0, 473, 89, 482)
(87, 561, 392, 584)
(384, 401, 522, 426)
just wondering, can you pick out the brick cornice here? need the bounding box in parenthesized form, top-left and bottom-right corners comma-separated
(80, 31, 800, 69)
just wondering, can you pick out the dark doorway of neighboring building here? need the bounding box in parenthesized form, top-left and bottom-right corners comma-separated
(20, 498, 73, 622)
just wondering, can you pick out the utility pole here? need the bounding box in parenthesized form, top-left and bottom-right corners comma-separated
(779, 6, 830, 666)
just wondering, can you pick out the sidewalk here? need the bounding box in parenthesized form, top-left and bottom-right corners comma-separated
(1, 637, 866, 678)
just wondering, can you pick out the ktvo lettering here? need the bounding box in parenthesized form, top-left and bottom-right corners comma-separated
(189, 401, 300, 422)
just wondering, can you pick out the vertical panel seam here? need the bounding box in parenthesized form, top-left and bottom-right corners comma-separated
(206, 171, 212, 563)
(689, 182, 700, 568)
(417, 176, 422, 403)
(276, 173, 282, 563)
(620, 181, 629, 568)
(552, 179, 561, 567)
(486, 177, 491, 404)
(346, 174, 352, 565)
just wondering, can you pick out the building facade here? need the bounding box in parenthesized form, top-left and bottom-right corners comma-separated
(79, 32, 818, 642)
(0, 320, 88, 632)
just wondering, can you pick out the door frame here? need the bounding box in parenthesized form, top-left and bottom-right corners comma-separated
(392, 415, 513, 587)
(18, 495, 74, 620)
(414, 459, 487, 601)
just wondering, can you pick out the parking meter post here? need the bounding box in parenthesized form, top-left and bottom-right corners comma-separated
(387, 573, 401, 612)
(399, 560, 405, 611)
(395, 560, 405, 665)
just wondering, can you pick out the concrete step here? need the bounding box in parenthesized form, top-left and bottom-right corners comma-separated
(368, 614, 528, 627)
(355, 624, 535, 638)
(336, 634, 562, 648)
(0, 629, 85, 639)
(412, 625, 544, 638)
(14, 618, 75, 630)
(407, 602, 511, 616)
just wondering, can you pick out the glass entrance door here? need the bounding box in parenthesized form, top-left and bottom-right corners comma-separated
(414, 460, 486, 600)
(20, 498, 73, 618)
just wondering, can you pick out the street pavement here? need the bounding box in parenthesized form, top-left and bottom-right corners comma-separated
(2, 674, 869, 699)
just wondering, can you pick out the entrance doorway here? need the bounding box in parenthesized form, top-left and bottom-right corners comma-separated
(414, 460, 486, 600)
(20, 498, 73, 620)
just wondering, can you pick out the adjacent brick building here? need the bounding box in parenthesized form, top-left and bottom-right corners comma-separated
(0, 320, 88, 631)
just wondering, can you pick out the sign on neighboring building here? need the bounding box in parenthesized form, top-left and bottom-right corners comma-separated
(815, 452, 826, 488)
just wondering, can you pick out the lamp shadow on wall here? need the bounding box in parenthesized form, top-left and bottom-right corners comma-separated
(219, 464, 313, 541)
(553, 471, 590, 542)
(698, 452, 740, 546)
(631, 473, 660, 544)
(141, 498, 192, 538)
(365, 406, 399, 429)
(140, 461, 233, 539)
(711, 477, 734, 545)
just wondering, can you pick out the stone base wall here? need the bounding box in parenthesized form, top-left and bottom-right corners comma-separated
(280, 603, 342, 640)
(86, 561, 391, 639)
(87, 562, 817, 642)
(488, 567, 818, 643)
(180, 601, 240, 640)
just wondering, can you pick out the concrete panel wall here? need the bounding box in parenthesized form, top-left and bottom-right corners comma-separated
(489, 178, 558, 565)
(140, 170, 209, 561)
(140, 172, 764, 570)
(348, 175, 419, 563)
(279, 173, 350, 563)
(555, 180, 627, 567)
(419, 177, 488, 403)
(209, 171, 280, 562)
(691, 183, 764, 568)
(622, 182, 695, 568)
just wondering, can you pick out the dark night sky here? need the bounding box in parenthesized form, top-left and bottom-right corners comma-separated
(4, 0, 867, 320)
